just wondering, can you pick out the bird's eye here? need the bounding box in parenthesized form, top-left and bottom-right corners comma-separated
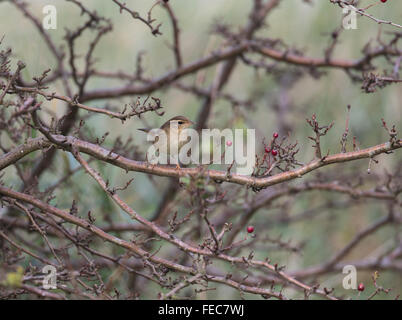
(178, 121, 184, 124)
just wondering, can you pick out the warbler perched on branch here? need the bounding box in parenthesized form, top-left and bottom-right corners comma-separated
(138, 116, 194, 168)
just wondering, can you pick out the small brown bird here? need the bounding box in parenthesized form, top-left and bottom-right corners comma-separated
(138, 116, 194, 168)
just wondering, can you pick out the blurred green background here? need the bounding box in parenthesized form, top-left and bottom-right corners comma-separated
(1, 0, 401, 299)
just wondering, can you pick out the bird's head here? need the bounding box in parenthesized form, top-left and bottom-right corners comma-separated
(161, 116, 194, 132)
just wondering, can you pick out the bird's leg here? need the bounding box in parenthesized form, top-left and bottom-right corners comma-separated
(172, 155, 181, 172)
(146, 153, 158, 172)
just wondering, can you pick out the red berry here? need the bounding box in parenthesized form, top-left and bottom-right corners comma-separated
(358, 283, 365, 292)
(226, 140, 232, 147)
(247, 226, 254, 233)
(271, 149, 278, 156)
(380, 0, 387, 3)
(273, 132, 279, 139)
(264, 147, 271, 153)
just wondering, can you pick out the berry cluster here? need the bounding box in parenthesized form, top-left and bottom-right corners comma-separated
(253, 131, 300, 183)
(264, 132, 279, 156)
